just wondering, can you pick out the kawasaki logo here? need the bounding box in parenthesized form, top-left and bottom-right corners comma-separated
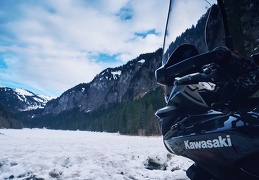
(184, 135, 232, 149)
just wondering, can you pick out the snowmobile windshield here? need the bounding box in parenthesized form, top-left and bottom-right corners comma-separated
(162, 0, 259, 66)
(162, 0, 217, 66)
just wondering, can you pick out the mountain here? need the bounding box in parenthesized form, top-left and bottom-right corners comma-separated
(0, 87, 54, 114)
(0, 49, 164, 134)
(43, 49, 162, 116)
(18, 49, 165, 135)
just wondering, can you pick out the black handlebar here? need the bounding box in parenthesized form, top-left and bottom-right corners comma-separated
(174, 72, 217, 86)
(156, 46, 231, 86)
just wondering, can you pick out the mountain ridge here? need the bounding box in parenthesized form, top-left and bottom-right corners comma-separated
(42, 48, 162, 116)
(0, 87, 54, 113)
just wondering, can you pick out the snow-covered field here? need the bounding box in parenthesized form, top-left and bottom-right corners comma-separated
(0, 129, 193, 180)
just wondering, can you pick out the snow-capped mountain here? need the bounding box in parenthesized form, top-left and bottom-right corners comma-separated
(0, 87, 54, 113)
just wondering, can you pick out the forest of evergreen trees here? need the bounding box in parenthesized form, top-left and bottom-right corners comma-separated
(20, 88, 165, 135)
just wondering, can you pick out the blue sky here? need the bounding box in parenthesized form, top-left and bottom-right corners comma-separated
(0, 0, 169, 97)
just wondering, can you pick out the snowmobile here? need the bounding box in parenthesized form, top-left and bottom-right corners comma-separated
(155, 0, 259, 179)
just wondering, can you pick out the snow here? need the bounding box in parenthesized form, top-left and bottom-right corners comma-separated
(111, 70, 121, 76)
(14, 88, 34, 97)
(81, 88, 85, 93)
(111, 70, 121, 80)
(16, 95, 25, 102)
(0, 129, 193, 180)
(138, 59, 145, 63)
(36, 95, 55, 102)
(14, 88, 55, 102)
(33, 96, 44, 103)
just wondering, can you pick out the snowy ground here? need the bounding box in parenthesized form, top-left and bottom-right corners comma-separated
(0, 129, 193, 180)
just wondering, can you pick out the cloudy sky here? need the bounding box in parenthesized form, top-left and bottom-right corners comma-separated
(0, 0, 169, 97)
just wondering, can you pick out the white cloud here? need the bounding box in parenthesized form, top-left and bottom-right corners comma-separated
(0, 0, 169, 96)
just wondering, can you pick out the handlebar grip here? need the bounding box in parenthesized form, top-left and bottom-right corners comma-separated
(156, 47, 231, 86)
(174, 73, 213, 85)
(166, 47, 228, 80)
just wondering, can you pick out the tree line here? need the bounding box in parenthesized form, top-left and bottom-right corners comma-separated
(20, 88, 165, 135)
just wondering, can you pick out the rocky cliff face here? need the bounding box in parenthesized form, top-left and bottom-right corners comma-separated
(43, 49, 162, 115)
